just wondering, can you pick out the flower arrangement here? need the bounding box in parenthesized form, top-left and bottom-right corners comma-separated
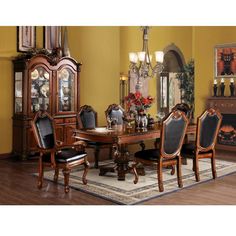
(125, 91, 154, 113)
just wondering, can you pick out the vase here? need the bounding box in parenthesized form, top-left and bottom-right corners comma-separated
(135, 112, 148, 130)
(62, 27, 70, 57)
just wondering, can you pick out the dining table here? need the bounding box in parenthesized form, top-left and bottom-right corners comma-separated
(74, 123, 196, 181)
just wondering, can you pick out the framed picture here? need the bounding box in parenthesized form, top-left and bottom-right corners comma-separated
(17, 26, 36, 52)
(215, 43, 236, 78)
(44, 26, 62, 52)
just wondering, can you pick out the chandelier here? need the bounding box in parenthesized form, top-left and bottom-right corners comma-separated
(129, 26, 164, 91)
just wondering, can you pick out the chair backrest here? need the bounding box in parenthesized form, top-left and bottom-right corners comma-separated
(105, 104, 125, 125)
(196, 108, 222, 151)
(31, 111, 55, 149)
(172, 103, 191, 119)
(160, 110, 188, 158)
(78, 105, 97, 129)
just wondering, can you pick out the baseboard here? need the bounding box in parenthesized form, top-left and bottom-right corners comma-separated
(0, 153, 12, 159)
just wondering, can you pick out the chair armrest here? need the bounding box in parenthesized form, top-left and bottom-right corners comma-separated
(56, 140, 64, 147)
(38, 148, 56, 168)
(73, 140, 87, 147)
(55, 141, 87, 152)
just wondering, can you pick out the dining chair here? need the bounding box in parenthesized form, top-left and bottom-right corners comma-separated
(105, 103, 125, 126)
(171, 102, 193, 165)
(132, 110, 189, 192)
(31, 111, 89, 193)
(171, 103, 191, 119)
(181, 108, 222, 182)
(77, 105, 112, 168)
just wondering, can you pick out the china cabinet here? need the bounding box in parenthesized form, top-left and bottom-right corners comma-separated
(12, 54, 81, 159)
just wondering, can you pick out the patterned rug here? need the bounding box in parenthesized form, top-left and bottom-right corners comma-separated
(42, 159, 236, 205)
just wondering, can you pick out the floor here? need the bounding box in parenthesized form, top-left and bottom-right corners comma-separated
(0, 150, 236, 205)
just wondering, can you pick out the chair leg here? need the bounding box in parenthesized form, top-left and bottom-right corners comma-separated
(62, 168, 71, 193)
(192, 161, 196, 172)
(37, 156, 44, 189)
(94, 146, 100, 169)
(170, 165, 175, 175)
(54, 167, 59, 183)
(82, 160, 90, 185)
(132, 161, 139, 184)
(177, 157, 183, 188)
(211, 155, 217, 179)
(157, 161, 164, 192)
(109, 146, 113, 160)
(194, 156, 200, 182)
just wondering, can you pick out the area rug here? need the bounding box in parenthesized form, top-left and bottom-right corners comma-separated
(42, 159, 236, 205)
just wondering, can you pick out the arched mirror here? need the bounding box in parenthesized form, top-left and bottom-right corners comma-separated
(158, 44, 185, 114)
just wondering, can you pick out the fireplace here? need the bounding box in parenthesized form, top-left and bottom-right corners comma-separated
(207, 97, 236, 151)
(218, 114, 236, 146)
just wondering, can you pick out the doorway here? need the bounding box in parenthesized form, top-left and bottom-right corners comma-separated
(158, 43, 185, 114)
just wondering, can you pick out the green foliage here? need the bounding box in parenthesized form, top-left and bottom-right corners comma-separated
(176, 59, 194, 112)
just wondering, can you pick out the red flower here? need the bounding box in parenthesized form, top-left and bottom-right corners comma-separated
(134, 91, 142, 99)
(124, 92, 154, 112)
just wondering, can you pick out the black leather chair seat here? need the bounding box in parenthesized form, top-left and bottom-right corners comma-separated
(43, 149, 87, 163)
(135, 149, 160, 161)
(181, 143, 213, 156)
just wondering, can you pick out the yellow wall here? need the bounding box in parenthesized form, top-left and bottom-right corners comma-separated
(68, 26, 120, 126)
(120, 26, 193, 116)
(194, 26, 236, 118)
(0, 27, 17, 154)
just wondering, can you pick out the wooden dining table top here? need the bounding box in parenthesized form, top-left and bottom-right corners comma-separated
(74, 123, 197, 145)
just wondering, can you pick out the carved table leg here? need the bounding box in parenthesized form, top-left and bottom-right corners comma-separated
(114, 144, 130, 181)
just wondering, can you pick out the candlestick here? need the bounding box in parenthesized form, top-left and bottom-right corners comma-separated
(230, 80, 235, 97)
(213, 84, 218, 97)
(220, 82, 225, 97)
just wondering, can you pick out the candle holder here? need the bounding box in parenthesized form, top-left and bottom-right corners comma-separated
(220, 82, 225, 97)
(213, 84, 218, 97)
(230, 82, 235, 97)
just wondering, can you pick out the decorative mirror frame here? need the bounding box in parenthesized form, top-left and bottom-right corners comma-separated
(17, 26, 36, 52)
(44, 26, 62, 53)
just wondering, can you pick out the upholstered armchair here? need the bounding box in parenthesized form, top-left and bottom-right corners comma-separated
(77, 105, 112, 168)
(181, 108, 222, 182)
(133, 111, 189, 192)
(31, 111, 89, 193)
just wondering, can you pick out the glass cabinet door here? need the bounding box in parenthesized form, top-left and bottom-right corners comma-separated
(58, 68, 75, 112)
(30, 67, 50, 113)
(15, 72, 23, 113)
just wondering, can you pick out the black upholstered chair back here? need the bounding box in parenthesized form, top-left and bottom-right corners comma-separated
(78, 105, 97, 129)
(160, 111, 188, 157)
(172, 103, 191, 119)
(197, 108, 222, 150)
(105, 104, 125, 125)
(32, 111, 55, 149)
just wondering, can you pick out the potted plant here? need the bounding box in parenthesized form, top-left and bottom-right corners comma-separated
(176, 59, 195, 121)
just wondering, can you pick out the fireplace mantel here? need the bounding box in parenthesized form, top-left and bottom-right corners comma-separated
(207, 97, 236, 152)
